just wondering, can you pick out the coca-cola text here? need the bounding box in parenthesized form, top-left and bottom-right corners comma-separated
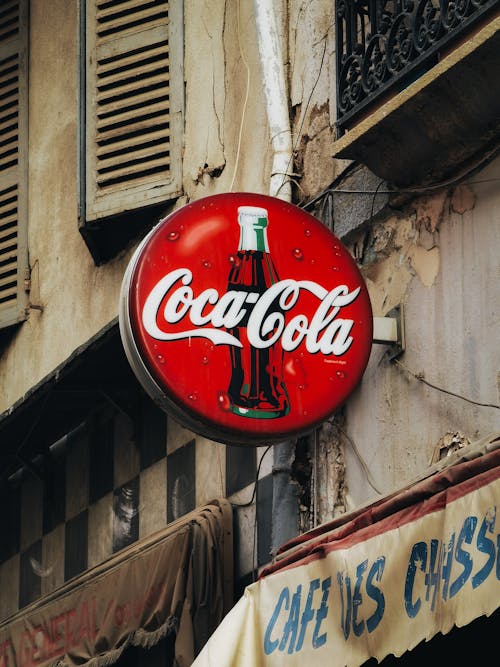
(142, 268, 361, 356)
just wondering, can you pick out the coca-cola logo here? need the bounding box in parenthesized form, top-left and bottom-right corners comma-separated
(119, 193, 373, 445)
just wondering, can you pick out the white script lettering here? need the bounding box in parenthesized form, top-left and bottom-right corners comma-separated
(142, 269, 361, 355)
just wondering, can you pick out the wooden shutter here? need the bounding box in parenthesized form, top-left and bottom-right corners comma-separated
(85, 0, 183, 222)
(0, 0, 28, 329)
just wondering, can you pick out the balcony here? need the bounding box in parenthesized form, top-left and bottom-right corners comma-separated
(332, 1, 500, 188)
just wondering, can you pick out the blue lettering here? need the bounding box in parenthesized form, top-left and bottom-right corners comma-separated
(312, 576, 331, 648)
(440, 534, 455, 601)
(450, 516, 477, 597)
(337, 571, 352, 639)
(264, 587, 289, 655)
(405, 508, 499, 616)
(472, 508, 496, 588)
(338, 556, 387, 639)
(424, 538, 441, 611)
(295, 578, 320, 652)
(279, 585, 301, 654)
(366, 557, 385, 632)
(264, 577, 332, 654)
(404, 542, 427, 618)
(353, 560, 368, 637)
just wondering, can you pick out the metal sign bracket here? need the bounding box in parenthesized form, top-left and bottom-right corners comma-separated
(372, 304, 405, 359)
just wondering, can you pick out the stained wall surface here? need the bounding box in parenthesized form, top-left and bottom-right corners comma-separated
(0, 0, 498, 545)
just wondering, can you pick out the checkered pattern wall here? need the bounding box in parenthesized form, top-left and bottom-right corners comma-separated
(0, 391, 274, 621)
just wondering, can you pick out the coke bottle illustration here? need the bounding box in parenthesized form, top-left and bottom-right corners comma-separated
(227, 206, 290, 419)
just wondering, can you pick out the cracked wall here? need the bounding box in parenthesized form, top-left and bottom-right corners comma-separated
(182, 1, 341, 203)
(288, 1, 341, 200)
(345, 184, 476, 318)
(183, 1, 272, 198)
(314, 416, 347, 525)
(338, 166, 499, 510)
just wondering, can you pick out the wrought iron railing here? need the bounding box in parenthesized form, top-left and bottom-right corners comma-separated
(336, 0, 499, 134)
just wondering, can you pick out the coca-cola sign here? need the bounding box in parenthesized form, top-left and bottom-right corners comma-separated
(119, 193, 373, 445)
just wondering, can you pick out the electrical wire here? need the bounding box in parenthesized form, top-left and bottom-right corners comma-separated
(394, 359, 500, 410)
(230, 444, 273, 583)
(301, 144, 500, 213)
(338, 425, 382, 495)
(307, 178, 500, 197)
(231, 445, 272, 508)
(335, 356, 500, 498)
(277, 26, 330, 197)
(369, 179, 385, 227)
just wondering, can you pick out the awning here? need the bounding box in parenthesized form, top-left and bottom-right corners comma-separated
(193, 433, 500, 667)
(0, 319, 140, 489)
(0, 499, 233, 667)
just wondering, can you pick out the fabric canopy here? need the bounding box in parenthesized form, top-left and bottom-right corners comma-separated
(0, 499, 233, 667)
(193, 433, 500, 667)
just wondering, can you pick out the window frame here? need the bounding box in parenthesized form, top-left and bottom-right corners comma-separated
(78, 0, 184, 265)
(0, 0, 29, 330)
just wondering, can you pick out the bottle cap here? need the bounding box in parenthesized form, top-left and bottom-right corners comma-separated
(238, 206, 268, 228)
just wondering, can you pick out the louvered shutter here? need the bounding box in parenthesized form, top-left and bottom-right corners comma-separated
(85, 0, 183, 222)
(0, 0, 28, 329)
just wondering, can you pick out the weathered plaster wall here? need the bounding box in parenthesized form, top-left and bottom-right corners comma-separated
(0, 0, 136, 413)
(288, 1, 343, 199)
(341, 157, 500, 511)
(182, 0, 270, 199)
(1, 0, 340, 414)
(1, 0, 497, 536)
(0, 0, 278, 413)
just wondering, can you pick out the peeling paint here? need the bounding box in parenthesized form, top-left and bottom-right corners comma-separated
(371, 221, 396, 254)
(429, 431, 471, 465)
(293, 436, 313, 534)
(418, 226, 436, 251)
(408, 245, 440, 288)
(451, 184, 476, 214)
(192, 162, 226, 184)
(393, 216, 419, 248)
(359, 214, 424, 313)
(364, 259, 413, 315)
(413, 190, 448, 232)
(314, 417, 346, 524)
(294, 103, 336, 196)
(365, 207, 442, 296)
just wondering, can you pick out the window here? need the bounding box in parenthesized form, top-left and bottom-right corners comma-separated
(0, 0, 29, 330)
(80, 0, 184, 264)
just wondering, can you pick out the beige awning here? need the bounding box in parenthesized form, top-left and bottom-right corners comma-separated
(194, 433, 500, 666)
(0, 499, 233, 667)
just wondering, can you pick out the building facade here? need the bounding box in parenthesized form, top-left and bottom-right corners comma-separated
(0, 1, 499, 665)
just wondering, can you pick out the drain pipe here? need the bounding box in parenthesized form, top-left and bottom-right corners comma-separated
(254, 0, 293, 202)
(270, 440, 300, 557)
(254, 0, 298, 557)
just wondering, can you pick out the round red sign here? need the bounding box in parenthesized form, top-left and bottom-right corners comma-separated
(119, 193, 373, 445)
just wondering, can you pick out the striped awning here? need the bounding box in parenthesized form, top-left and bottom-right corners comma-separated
(0, 499, 233, 667)
(193, 433, 500, 667)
